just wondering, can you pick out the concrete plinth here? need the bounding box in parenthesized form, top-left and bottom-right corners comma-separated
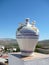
(9, 52, 49, 65)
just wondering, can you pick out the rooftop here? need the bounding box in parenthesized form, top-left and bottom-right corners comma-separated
(10, 52, 49, 61)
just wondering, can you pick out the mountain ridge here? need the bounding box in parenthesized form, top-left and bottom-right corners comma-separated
(0, 38, 49, 46)
(0, 38, 17, 45)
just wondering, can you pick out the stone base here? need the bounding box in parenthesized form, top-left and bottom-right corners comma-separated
(9, 52, 49, 65)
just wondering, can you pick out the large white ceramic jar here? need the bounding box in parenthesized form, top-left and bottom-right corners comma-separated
(16, 18, 39, 56)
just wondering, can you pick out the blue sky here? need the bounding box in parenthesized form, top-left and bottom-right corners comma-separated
(0, 0, 49, 40)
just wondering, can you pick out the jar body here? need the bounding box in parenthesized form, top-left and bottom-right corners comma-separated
(16, 25, 39, 56)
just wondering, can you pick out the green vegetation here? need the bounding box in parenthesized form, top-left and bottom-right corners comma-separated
(36, 44, 42, 48)
(35, 44, 42, 52)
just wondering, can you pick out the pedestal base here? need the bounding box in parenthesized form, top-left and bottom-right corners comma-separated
(9, 52, 49, 65)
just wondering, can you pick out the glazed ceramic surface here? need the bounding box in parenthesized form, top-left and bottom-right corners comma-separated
(16, 18, 39, 56)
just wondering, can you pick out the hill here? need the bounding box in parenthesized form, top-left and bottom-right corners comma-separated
(0, 38, 49, 53)
(0, 38, 17, 45)
(0, 38, 49, 47)
(38, 40, 49, 47)
(36, 40, 49, 54)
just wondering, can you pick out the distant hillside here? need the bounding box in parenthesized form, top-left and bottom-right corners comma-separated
(0, 38, 17, 45)
(0, 38, 49, 46)
(36, 40, 49, 54)
(0, 38, 49, 53)
(38, 40, 49, 47)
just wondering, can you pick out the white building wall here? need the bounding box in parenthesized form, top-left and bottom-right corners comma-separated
(8, 54, 24, 65)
